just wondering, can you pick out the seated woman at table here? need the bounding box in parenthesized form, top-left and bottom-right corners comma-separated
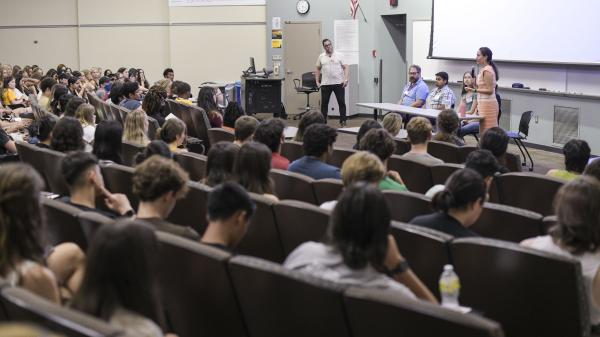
(457, 70, 479, 139)
(433, 109, 464, 146)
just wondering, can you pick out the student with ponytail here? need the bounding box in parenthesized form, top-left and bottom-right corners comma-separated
(410, 169, 486, 237)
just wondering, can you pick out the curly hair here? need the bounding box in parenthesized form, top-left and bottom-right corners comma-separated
(51, 117, 85, 153)
(132, 156, 189, 202)
(253, 118, 285, 153)
(359, 128, 396, 162)
(303, 124, 338, 157)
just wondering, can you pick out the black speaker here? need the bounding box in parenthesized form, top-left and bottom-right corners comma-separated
(245, 79, 282, 116)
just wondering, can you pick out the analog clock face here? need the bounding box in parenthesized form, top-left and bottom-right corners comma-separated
(297, 0, 310, 14)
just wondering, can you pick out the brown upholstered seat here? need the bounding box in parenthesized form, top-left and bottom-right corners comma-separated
(77, 211, 113, 246)
(387, 155, 435, 193)
(173, 151, 207, 182)
(312, 178, 344, 205)
(121, 141, 145, 167)
(428, 140, 462, 164)
(383, 190, 432, 223)
(394, 138, 411, 155)
(207, 127, 234, 144)
(327, 148, 356, 168)
(281, 141, 304, 163)
(471, 203, 543, 243)
(15, 141, 50, 188)
(344, 287, 504, 337)
(495, 172, 563, 216)
(166, 181, 211, 234)
(450, 238, 588, 337)
(41, 198, 87, 249)
(228, 255, 351, 337)
(272, 200, 330, 256)
(430, 163, 464, 185)
(38, 147, 69, 196)
(100, 163, 137, 209)
(270, 169, 317, 204)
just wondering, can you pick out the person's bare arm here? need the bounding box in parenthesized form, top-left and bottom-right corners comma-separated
(384, 235, 438, 303)
(315, 66, 322, 87)
(342, 64, 349, 88)
(21, 265, 61, 304)
(467, 71, 494, 95)
(4, 140, 17, 154)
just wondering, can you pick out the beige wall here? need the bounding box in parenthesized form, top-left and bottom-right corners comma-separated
(0, 0, 266, 89)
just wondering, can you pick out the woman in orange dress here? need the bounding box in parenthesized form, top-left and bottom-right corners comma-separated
(466, 47, 499, 136)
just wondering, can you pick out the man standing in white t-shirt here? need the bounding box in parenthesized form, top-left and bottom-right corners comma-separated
(315, 39, 349, 127)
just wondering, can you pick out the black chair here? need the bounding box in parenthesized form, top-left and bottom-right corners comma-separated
(506, 111, 534, 171)
(383, 190, 432, 223)
(458, 145, 478, 162)
(207, 127, 234, 144)
(292, 71, 320, 120)
(387, 155, 435, 193)
(471, 203, 544, 243)
(236, 193, 284, 263)
(41, 198, 87, 249)
(451, 238, 588, 337)
(156, 232, 246, 337)
(15, 141, 49, 187)
(38, 147, 69, 196)
(389, 221, 453, 300)
(312, 178, 344, 205)
(147, 115, 160, 140)
(281, 141, 304, 163)
(270, 169, 317, 204)
(173, 151, 207, 182)
(394, 138, 411, 155)
(121, 141, 144, 167)
(1, 286, 122, 337)
(428, 140, 462, 164)
(344, 287, 504, 337)
(100, 163, 137, 209)
(167, 181, 211, 234)
(228, 255, 351, 337)
(431, 163, 464, 185)
(327, 148, 357, 168)
(495, 172, 563, 216)
(77, 211, 113, 245)
(273, 200, 330, 256)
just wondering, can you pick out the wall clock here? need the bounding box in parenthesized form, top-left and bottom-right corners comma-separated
(296, 0, 310, 14)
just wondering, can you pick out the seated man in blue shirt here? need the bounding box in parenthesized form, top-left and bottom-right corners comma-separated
(119, 81, 142, 110)
(288, 123, 341, 180)
(399, 64, 429, 108)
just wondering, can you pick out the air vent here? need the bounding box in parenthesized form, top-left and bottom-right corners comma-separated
(499, 99, 511, 130)
(553, 106, 579, 145)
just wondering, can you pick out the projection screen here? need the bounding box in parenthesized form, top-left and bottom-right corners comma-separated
(429, 0, 600, 66)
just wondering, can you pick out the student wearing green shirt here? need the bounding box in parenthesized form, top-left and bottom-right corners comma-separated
(547, 139, 590, 181)
(358, 128, 408, 192)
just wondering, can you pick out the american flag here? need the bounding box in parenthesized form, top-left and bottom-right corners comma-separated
(350, 0, 359, 19)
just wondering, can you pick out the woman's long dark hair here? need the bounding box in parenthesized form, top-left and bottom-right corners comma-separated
(70, 221, 165, 328)
(204, 141, 239, 187)
(461, 69, 476, 96)
(197, 86, 220, 117)
(0, 164, 45, 274)
(432, 168, 486, 213)
(329, 182, 390, 270)
(479, 47, 499, 80)
(93, 120, 123, 164)
(50, 85, 69, 115)
(234, 142, 273, 195)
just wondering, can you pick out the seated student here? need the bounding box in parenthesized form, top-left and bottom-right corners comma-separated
(142, 86, 168, 127)
(60, 151, 134, 218)
(521, 177, 600, 327)
(163, 68, 174, 81)
(480, 127, 511, 173)
(201, 182, 256, 252)
(123, 109, 150, 146)
(66, 76, 84, 98)
(293, 110, 325, 142)
(584, 158, 600, 182)
(38, 77, 57, 112)
(202, 141, 239, 187)
(157, 118, 187, 153)
(172, 80, 192, 106)
(234, 142, 279, 201)
(93, 121, 123, 164)
(253, 118, 290, 170)
(96, 76, 109, 100)
(50, 85, 70, 116)
(197, 86, 223, 128)
(359, 128, 407, 191)
(285, 182, 437, 303)
(233, 115, 259, 146)
(51, 117, 86, 153)
(32, 114, 57, 148)
(402, 117, 443, 165)
(457, 70, 479, 138)
(0, 125, 17, 155)
(433, 109, 464, 146)
(134, 140, 173, 165)
(0, 163, 86, 304)
(2, 77, 27, 107)
(108, 81, 125, 106)
(547, 139, 591, 181)
(119, 82, 142, 110)
(63, 96, 86, 118)
(353, 119, 382, 149)
(70, 221, 172, 337)
(410, 169, 485, 238)
(288, 124, 341, 180)
(74, 103, 96, 146)
(427, 71, 456, 110)
(321, 151, 387, 211)
(382, 112, 403, 138)
(133, 156, 199, 240)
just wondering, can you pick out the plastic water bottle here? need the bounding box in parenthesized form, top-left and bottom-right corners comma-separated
(439, 264, 460, 308)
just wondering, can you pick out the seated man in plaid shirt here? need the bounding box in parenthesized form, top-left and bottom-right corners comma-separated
(427, 71, 456, 110)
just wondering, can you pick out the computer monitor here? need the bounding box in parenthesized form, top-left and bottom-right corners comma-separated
(249, 57, 256, 74)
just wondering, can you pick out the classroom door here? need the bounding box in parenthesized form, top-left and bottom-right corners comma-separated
(283, 21, 322, 117)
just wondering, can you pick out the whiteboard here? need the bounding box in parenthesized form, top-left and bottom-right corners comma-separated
(412, 20, 600, 95)
(169, 0, 265, 6)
